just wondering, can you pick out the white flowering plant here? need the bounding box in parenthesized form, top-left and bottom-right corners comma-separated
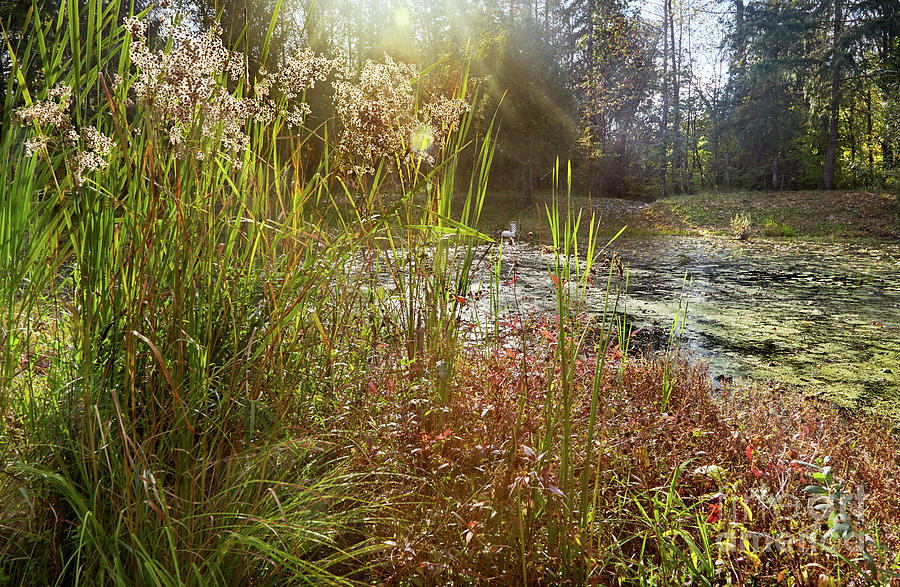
(16, 6, 473, 195)
(332, 55, 470, 178)
(120, 13, 339, 165)
(15, 84, 116, 187)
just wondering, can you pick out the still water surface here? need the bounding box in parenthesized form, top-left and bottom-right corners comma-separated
(473, 236, 899, 415)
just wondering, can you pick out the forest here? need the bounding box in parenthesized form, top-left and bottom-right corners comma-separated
(4, 0, 898, 199)
(1, 0, 899, 584)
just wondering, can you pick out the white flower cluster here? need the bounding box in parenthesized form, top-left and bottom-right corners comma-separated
(15, 84, 116, 185)
(124, 15, 337, 162)
(16, 84, 72, 132)
(126, 17, 248, 158)
(422, 93, 469, 137)
(333, 56, 469, 176)
(17, 14, 468, 187)
(74, 126, 117, 179)
(24, 134, 50, 157)
(258, 48, 339, 128)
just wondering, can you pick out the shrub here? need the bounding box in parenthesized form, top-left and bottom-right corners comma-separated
(729, 212, 752, 239)
(763, 217, 796, 237)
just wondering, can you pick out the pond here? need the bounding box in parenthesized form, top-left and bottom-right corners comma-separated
(468, 235, 900, 416)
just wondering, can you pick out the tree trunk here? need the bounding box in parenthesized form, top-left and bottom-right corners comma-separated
(823, 0, 842, 190)
(725, 152, 731, 190)
(686, 13, 695, 191)
(586, 0, 597, 196)
(867, 87, 874, 187)
(772, 153, 779, 191)
(587, 0, 595, 116)
(734, 0, 746, 73)
(671, 3, 682, 194)
(659, 0, 669, 199)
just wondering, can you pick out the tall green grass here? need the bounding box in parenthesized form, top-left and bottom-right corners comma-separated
(0, 1, 494, 583)
(501, 159, 630, 581)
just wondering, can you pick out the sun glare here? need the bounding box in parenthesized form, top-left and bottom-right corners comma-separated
(392, 5, 411, 29)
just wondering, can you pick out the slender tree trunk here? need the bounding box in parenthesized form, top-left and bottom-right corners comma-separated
(823, 0, 842, 190)
(850, 99, 857, 186)
(725, 152, 731, 190)
(867, 87, 874, 187)
(587, 0, 594, 113)
(733, 0, 746, 73)
(695, 144, 706, 185)
(659, 0, 669, 199)
(712, 133, 720, 187)
(686, 12, 695, 190)
(671, 4, 682, 194)
(772, 153, 779, 190)
(587, 0, 596, 195)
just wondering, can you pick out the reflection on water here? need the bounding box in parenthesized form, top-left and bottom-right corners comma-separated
(466, 236, 900, 415)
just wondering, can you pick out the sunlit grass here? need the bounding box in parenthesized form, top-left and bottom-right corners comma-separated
(662, 190, 899, 240)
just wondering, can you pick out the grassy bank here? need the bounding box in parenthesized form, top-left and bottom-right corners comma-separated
(2, 3, 899, 585)
(660, 191, 900, 241)
(472, 189, 899, 243)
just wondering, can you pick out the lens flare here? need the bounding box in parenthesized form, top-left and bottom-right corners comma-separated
(410, 125, 434, 155)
